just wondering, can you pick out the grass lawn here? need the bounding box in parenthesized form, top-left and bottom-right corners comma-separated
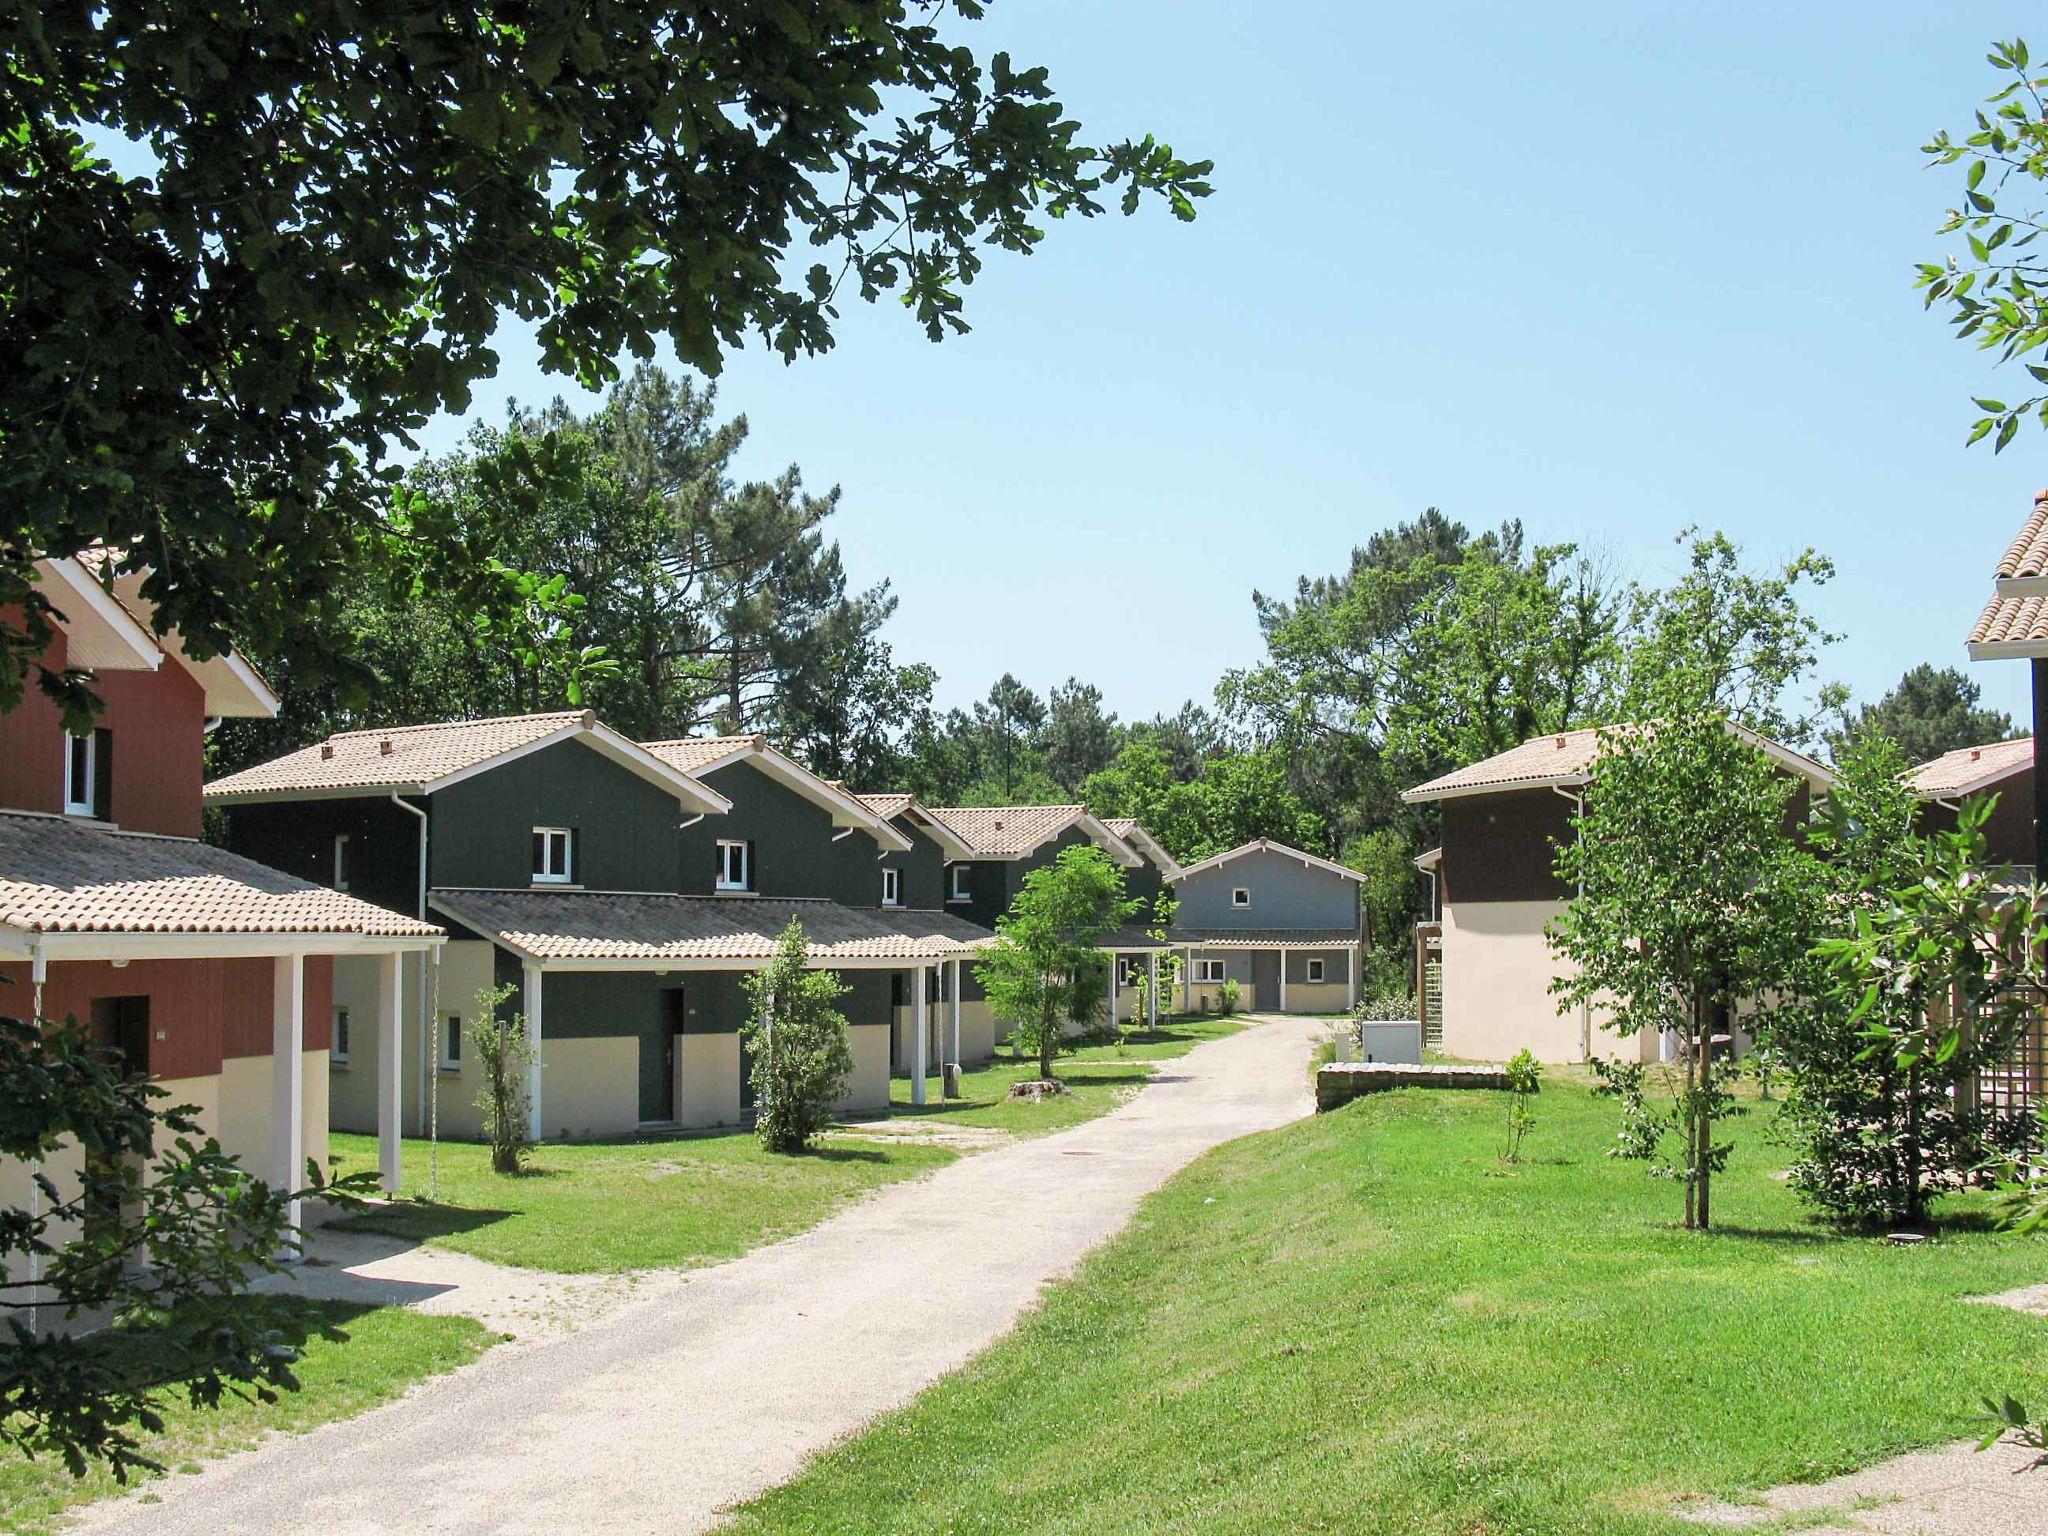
(721, 1077, 2048, 1536)
(0, 1298, 491, 1536)
(889, 1014, 1249, 1136)
(327, 1129, 956, 1273)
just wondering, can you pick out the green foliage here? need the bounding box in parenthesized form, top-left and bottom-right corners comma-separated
(1550, 707, 1818, 1230)
(1917, 38, 2048, 449)
(4, 5, 1208, 729)
(742, 922, 856, 1155)
(1502, 1049, 1542, 1163)
(467, 984, 535, 1175)
(0, 1014, 370, 1478)
(1082, 742, 1326, 863)
(1589, 1058, 1665, 1162)
(1342, 827, 1422, 952)
(1833, 663, 2017, 765)
(1218, 976, 1243, 1015)
(1977, 1393, 2048, 1471)
(978, 846, 1138, 1080)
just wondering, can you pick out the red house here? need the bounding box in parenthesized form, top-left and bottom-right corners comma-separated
(1, 558, 441, 1310)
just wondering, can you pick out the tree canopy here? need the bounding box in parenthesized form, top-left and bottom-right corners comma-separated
(1832, 663, 2017, 765)
(3, 1, 1211, 727)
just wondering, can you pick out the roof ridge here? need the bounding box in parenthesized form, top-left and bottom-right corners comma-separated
(322, 710, 588, 741)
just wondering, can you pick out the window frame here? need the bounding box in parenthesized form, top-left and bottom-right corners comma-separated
(440, 1012, 462, 1072)
(333, 833, 350, 892)
(62, 732, 94, 817)
(948, 865, 971, 903)
(1306, 957, 1326, 984)
(532, 826, 574, 885)
(881, 866, 902, 907)
(715, 839, 751, 893)
(330, 1005, 351, 1066)
(1196, 958, 1226, 984)
(1230, 886, 1252, 908)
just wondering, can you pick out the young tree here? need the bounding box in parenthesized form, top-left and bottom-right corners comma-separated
(468, 984, 536, 1174)
(0, 1014, 365, 1477)
(5, 6, 1211, 729)
(977, 846, 1139, 1081)
(742, 922, 854, 1154)
(1549, 711, 1818, 1231)
(1833, 663, 2016, 765)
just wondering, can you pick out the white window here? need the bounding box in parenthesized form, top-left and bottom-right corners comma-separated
(948, 865, 970, 902)
(1231, 887, 1251, 908)
(333, 833, 350, 892)
(881, 866, 902, 906)
(63, 732, 94, 816)
(532, 827, 573, 884)
(716, 840, 751, 892)
(1306, 957, 1325, 984)
(441, 1013, 462, 1071)
(330, 1006, 350, 1065)
(1196, 958, 1226, 984)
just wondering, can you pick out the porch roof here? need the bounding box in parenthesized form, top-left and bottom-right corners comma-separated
(1166, 927, 1360, 950)
(429, 888, 997, 969)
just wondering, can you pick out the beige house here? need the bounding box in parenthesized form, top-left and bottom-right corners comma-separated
(1404, 725, 1835, 1064)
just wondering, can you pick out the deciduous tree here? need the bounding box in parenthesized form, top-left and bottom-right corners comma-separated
(977, 846, 1137, 1081)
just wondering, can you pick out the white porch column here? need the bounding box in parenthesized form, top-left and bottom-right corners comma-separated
(1147, 951, 1159, 1030)
(1106, 954, 1117, 1030)
(522, 963, 544, 1143)
(1278, 953, 1288, 1014)
(948, 958, 961, 1068)
(376, 951, 403, 1194)
(1183, 947, 1194, 1012)
(271, 953, 305, 1247)
(911, 966, 929, 1106)
(1347, 946, 1360, 1012)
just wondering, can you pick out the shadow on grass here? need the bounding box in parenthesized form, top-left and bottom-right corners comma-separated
(789, 1143, 893, 1164)
(330, 1203, 516, 1243)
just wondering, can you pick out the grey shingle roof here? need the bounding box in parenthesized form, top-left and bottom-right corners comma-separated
(0, 811, 441, 938)
(430, 888, 995, 965)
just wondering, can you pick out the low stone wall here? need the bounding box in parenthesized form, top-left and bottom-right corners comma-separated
(1315, 1061, 1509, 1113)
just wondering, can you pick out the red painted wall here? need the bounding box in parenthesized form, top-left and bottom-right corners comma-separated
(0, 616, 208, 837)
(0, 956, 334, 1081)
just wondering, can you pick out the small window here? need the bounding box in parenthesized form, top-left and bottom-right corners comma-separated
(948, 865, 970, 902)
(532, 827, 573, 884)
(881, 866, 902, 906)
(716, 839, 751, 892)
(63, 732, 94, 816)
(441, 1013, 462, 1071)
(1196, 958, 1226, 984)
(1231, 887, 1251, 908)
(333, 833, 350, 892)
(1306, 957, 1326, 984)
(331, 1006, 351, 1065)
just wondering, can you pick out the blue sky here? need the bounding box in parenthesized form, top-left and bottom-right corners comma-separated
(409, 1, 2045, 730)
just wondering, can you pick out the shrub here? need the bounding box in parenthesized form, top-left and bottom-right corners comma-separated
(1218, 976, 1242, 1015)
(1503, 1048, 1541, 1163)
(468, 982, 534, 1174)
(743, 920, 855, 1154)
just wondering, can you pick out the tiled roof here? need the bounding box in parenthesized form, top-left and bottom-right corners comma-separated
(430, 889, 996, 965)
(1969, 592, 2048, 649)
(640, 736, 758, 774)
(1404, 728, 1606, 799)
(923, 805, 1089, 858)
(1101, 817, 1140, 838)
(1996, 491, 2048, 580)
(1169, 927, 1360, 948)
(0, 812, 441, 938)
(855, 792, 916, 822)
(207, 712, 592, 799)
(1905, 736, 2034, 797)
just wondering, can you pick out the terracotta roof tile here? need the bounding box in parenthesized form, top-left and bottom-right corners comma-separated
(1970, 592, 2048, 648)
(0, 812, 441, 938)
(431, 888, 993, 964)
(856, 792, 916, 823)
(1403, 729, 1605, 799)
(923, 805, 1089, 858)
(639, 736, 759, 774)
(1169, 927, 1360, 948)
(206, 712, 593, 799)
(1905, 736, 2035, 797)
(1996, 491, 2048, 580)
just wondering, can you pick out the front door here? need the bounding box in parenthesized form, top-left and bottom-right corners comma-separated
(86, 996, 151, 1243)
(640, 988, 685, 1124)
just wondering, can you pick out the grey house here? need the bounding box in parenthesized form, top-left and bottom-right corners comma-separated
(207, 714, 993, 1140)
(1166, 839, 1367, 1014)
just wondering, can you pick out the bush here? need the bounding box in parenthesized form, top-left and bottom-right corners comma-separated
(1503, 1048, 1541, 1163)
(1218, 976, 1242, 1015)
(468, 983, 534, 1174)
(743, 920, 855, 1154)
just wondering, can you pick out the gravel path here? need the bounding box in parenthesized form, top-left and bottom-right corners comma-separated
(74, 1014, 1321, 1536)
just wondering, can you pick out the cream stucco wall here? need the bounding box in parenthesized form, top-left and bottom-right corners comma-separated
(327, 953, 381, 1133)
(211, 1050, 331, 1180)
(1179, 982, 1260, 1015)
(1277, 981, 1351, 1015)
(954, 1000, 995, 1065)
(839, 1022, 891, 1116)
(677, 1031, 742, 1130)
(1, 1141, 83, 1321)
(540, 1035, 639, 1140)
(1438, 898, 1650, 1065)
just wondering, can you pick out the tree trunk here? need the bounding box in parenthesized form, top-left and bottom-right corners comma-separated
(1039, 1013, 1055, 1082)
(1696, 997, 1714, 1232)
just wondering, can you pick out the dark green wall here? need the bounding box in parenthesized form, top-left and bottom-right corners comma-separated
(218, 794, 425, 919)
(878, 815, 948, 910)
(433, 738, 684, 892)
(679, 760, 896, 903)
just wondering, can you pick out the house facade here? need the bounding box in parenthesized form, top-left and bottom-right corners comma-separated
(1165, 840, 1367, 1015)
(1404, 725, 1835, 1064)
(2, 558, 442, 1320)
(1906, 736, 2035, 871)
(209, 722, 994, 1139)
